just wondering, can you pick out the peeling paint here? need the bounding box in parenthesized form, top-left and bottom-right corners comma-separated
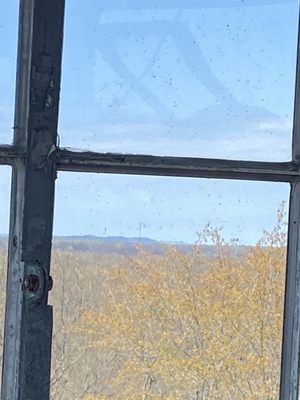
(1, 1, 65, 399)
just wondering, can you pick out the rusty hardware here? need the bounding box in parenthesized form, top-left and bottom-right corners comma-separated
(24, 274, 53, 293)
(24, 275, 39, 292)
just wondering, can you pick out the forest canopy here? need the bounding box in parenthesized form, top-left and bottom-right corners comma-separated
(0, 205, 288, 399)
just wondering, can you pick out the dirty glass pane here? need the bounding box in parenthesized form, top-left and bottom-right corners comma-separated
(59, 0, 298, 161)
(0, 167, 11, 393)
(50, 173, 289, 399)
(0, 2, 19, 144)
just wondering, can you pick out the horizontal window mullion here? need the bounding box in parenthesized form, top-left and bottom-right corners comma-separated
(56, 147, 300, 183)
(2, 144, 299, 182)
(0, 145, 24, 165)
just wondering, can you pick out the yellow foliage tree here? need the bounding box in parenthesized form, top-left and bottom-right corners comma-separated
(72, 207, 287, 400)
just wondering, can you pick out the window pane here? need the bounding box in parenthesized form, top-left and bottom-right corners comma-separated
(50, 174, 288, 399)
(59, 1, 298, 160)
(0, 167, 11, 392)
(0, 2, 19, 144)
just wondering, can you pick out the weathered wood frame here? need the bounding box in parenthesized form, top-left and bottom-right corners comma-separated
(0, 1, 300, 399)
(0, 1, 65, 399)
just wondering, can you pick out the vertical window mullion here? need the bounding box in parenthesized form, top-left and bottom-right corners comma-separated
(280, 7, 300, 400)
(280, 184, 300, 400)
(1, 1, 65, 399)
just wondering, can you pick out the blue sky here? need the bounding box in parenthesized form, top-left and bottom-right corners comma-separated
(59, 0, 298, 159)
(0, 1, 298, 243)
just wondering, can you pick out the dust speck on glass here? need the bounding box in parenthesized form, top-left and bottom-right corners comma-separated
(59, 0, 298, 160)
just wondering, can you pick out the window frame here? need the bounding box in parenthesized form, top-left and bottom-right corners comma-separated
(0, 0, 300, 399)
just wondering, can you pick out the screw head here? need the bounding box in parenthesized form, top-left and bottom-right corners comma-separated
(24, 275, 39, 292)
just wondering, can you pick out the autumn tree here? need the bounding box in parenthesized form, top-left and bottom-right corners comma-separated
(0, 206, 288, 400)
(72, 208, 287, 400)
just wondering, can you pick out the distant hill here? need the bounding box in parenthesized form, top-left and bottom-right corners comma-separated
(0, 235, 249, 258)
(0, 235, 171, 255)
(52, 235, 181, 255)
(54, 235, 159, 244)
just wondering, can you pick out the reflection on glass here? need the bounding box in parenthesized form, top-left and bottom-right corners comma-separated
(50, 174, 288, 399)
(0, 2, 18, 144)
(0, 167, 11, 390)
(59, 0, 298, 160)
